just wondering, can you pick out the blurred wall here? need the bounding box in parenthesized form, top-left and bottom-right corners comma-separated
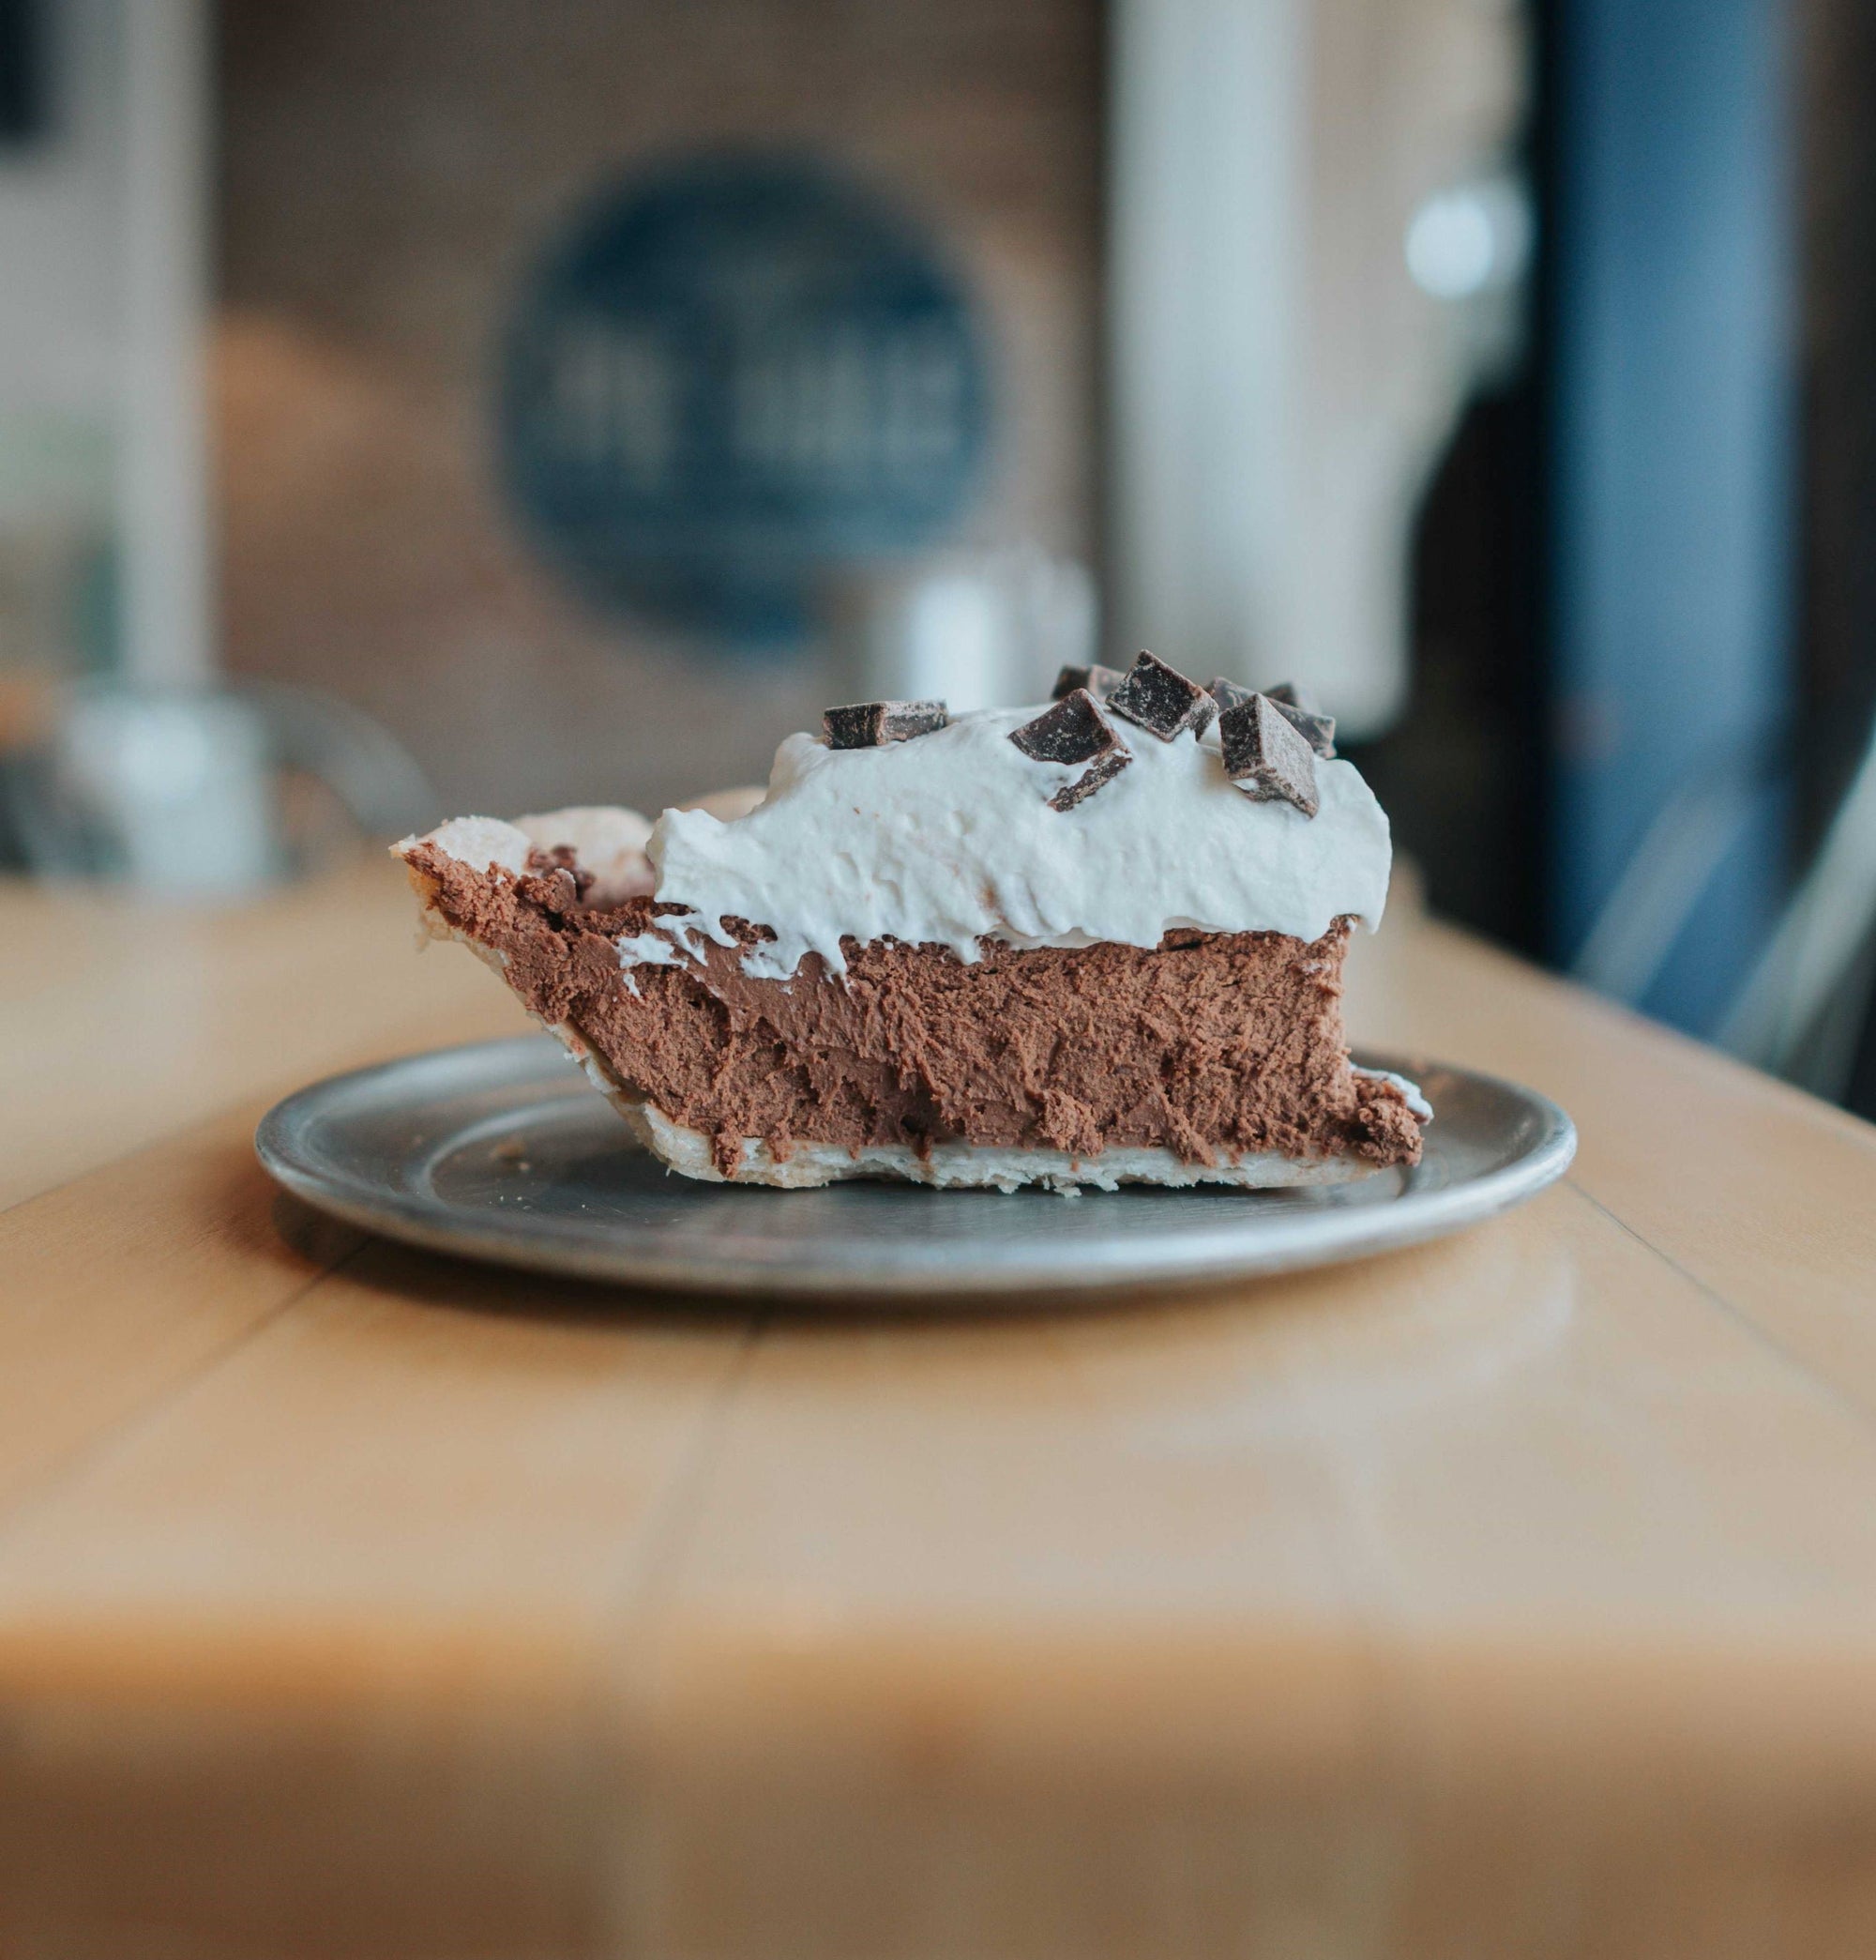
(0, 0, 125, 689)
(215, 0, 1102, 814)
(0, 0, 212, 706)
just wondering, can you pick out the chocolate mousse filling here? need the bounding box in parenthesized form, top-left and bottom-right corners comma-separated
(404, 842, 1425, 1179)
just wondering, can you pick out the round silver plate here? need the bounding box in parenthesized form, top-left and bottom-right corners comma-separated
(256, 1037, 1575, 1301)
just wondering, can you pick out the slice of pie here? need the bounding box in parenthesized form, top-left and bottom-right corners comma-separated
(397, 657, 1428, 1193)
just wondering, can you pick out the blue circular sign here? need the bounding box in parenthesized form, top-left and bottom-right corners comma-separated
(500, 153, 991, 643)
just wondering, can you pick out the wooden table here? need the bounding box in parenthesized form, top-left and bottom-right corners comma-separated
(6, 858, 1876, 1959)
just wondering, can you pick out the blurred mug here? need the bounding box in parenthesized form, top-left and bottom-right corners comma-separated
(1, 681, 435, 897)
(830, 549, 1098, 713)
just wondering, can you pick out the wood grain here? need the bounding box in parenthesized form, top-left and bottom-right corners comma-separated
(5, 858, 1876, 1956)
(0, 863, 515, 1211)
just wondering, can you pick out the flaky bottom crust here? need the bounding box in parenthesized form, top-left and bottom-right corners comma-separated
(613, 1086, 1381, 1193)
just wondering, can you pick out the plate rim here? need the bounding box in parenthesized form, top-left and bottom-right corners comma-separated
(255, 1035, 1577, 1299)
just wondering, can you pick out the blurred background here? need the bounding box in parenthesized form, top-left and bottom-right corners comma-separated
(2, 0, 1873, 1115)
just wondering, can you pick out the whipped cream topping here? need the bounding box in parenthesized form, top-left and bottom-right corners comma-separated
(419, 815, 535, 878)
(415, 806, 655, 906)
(647, 705, 1391, 980)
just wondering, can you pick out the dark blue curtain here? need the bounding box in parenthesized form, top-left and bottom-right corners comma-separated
(1550, 0, 1795, 1033)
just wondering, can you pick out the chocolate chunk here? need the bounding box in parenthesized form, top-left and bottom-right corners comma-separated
(520, 863, 585, 915)
(1049, 746, 1132, 812)
(1219, 693, 1321, 817)
(1281, 707, 1336, 757)
(1107, 651, 1216, 741)
(1263, 681, 1336, 756)
(1051, 662, 1127, 703)
(1209, 676, 1256, 713)
(522, 843, 594, 906)
(1009, 687, 1120, 766)
(823, 700, 950, 749)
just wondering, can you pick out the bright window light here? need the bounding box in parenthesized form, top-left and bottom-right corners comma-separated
(1405, 180, 1532, 299)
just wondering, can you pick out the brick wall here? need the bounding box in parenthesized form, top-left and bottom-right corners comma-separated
(216, 0, 1102, 814)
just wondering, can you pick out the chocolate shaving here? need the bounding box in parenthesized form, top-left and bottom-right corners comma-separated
(1049, 746, 1132, 812)
(1263, 681, 1336, 757)
(823, 699, 950, 749)
(1009, 687, 1119, 765)
(1107, 651, 1216, 741)
(1208, 676, 1255, 713)
(1219, 693, 1321, 816)
(1051, 662, 1127, 702)
(1012, 689, 1134, 810)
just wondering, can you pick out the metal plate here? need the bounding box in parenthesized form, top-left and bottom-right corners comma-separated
(256, 1037, 1575, 1302)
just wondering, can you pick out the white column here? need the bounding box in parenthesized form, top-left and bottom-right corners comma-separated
(1106, 0, 1529, 737)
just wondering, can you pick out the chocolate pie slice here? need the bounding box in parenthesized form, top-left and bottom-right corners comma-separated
(398, 662, 1427, 1193)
